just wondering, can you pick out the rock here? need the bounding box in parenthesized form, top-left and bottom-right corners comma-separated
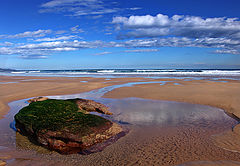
(14, 98, 120, 154)
(76, 98, 113, 115)
(0, 160, 6, 166)
(28, 96, 48, 103)
(28, 97, 113, 115)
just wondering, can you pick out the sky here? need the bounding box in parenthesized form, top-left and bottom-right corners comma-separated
(0, 0, 240, 69)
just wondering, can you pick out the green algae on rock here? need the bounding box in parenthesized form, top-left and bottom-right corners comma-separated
(14, 98, 121, 154)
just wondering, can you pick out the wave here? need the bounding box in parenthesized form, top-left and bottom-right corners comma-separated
(3, 69, 240, 77)
(11, 71, 27, 74)
(58, 72, 89, 75)
(29, 70, 40, 73)
(97, 70, 115, 73)
(136, 69, 174, 72)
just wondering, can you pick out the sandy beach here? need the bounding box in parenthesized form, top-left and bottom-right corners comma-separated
(103, 78, 240, 157)
(0, 75, 240, 165)
(0, 76, 147, 118)
(1, 0, 240, 165)
(104, 78, 240, 118)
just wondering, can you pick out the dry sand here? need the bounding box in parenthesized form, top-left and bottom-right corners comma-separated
(1, 75, 240, 165)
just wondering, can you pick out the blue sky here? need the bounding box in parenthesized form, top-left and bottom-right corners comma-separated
(0, 0, 240, 69)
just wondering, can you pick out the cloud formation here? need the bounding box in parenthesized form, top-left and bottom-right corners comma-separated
(35, 35, 77, 42)
(94, 51, 112, 55)
(112, 13, 240, 55)
(0, 40, 107, 58)
(0, 30, 52, 39)
(70, 25, 84, 33)
(124, 49, 159, 53)
(0, 42, 13, 46)
(121, 37, 240, 52)
(0, 13, 239, 59)
(213, 49, 240, 55)
(112, 14, 240, 39)
(0, 46, 50, 59)
(39, 0, 140, 16)
(1, 36, 239, 59)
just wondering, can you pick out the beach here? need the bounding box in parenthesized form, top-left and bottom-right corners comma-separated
(0, 76, 147, 118)
(0, 75, 240, 165)
(1, 0, 240, 164)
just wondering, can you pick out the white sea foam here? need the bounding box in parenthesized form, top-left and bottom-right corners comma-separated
(97, 70, 115, 73)
(59, 72, 88, 75)
(136, 69, 174, 72)
(29, 70, 40, 73)
(11, 71, 26, 74)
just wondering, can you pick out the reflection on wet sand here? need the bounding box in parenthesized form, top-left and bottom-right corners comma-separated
(99, 98, 231, 126)
(0, 96, 239, 165)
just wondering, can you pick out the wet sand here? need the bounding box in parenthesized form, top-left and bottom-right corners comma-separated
(0, 76, 149, 118)
(1, 75, 240, 165)
(103, 78, 240, 156)
(104, 78, 240, 118)
(1, 98, 239, 166)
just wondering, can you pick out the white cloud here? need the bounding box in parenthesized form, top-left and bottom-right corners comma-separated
(213, 49, 240, 55)
(0, 30, 52, 39)
(20, 55, 48, 59)
(18, 40, 105, 50)
(105, 32, 112, 35)
(35, 35, 77, 42)
(128, 7, 142, 11)
(113, 14, 170, 27)
(121, 37, 240, 50)
(39, 0, 141, 17)
(1, 36, 239, 58)
(73, 8, 118, 16)
(0, 40, 107, 58)
(94, 51, 112, 55)
(70, 25, 84, 33)
(40, 0, 114, 16)
(111, 13, 240, 55)
(124, 49, 159, 53)
(0, 46, 50, 57)
(112, 14, 240, 39)
(41, 0, 82, 8)
(0, 42, 13, 46)
(55, 30, 67, 34)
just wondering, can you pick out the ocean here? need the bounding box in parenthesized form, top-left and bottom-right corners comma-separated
(1, 69, 240, 78)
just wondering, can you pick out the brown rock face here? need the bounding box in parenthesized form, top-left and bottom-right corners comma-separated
(15, 114, 115, 154)
(76, 98, 113, 115)
(35, 122, 113, 154)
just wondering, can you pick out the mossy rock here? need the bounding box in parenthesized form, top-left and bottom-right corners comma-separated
(14, 99, 113, 154)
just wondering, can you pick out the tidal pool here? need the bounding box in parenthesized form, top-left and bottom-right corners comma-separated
(0, 82, 239, 165)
